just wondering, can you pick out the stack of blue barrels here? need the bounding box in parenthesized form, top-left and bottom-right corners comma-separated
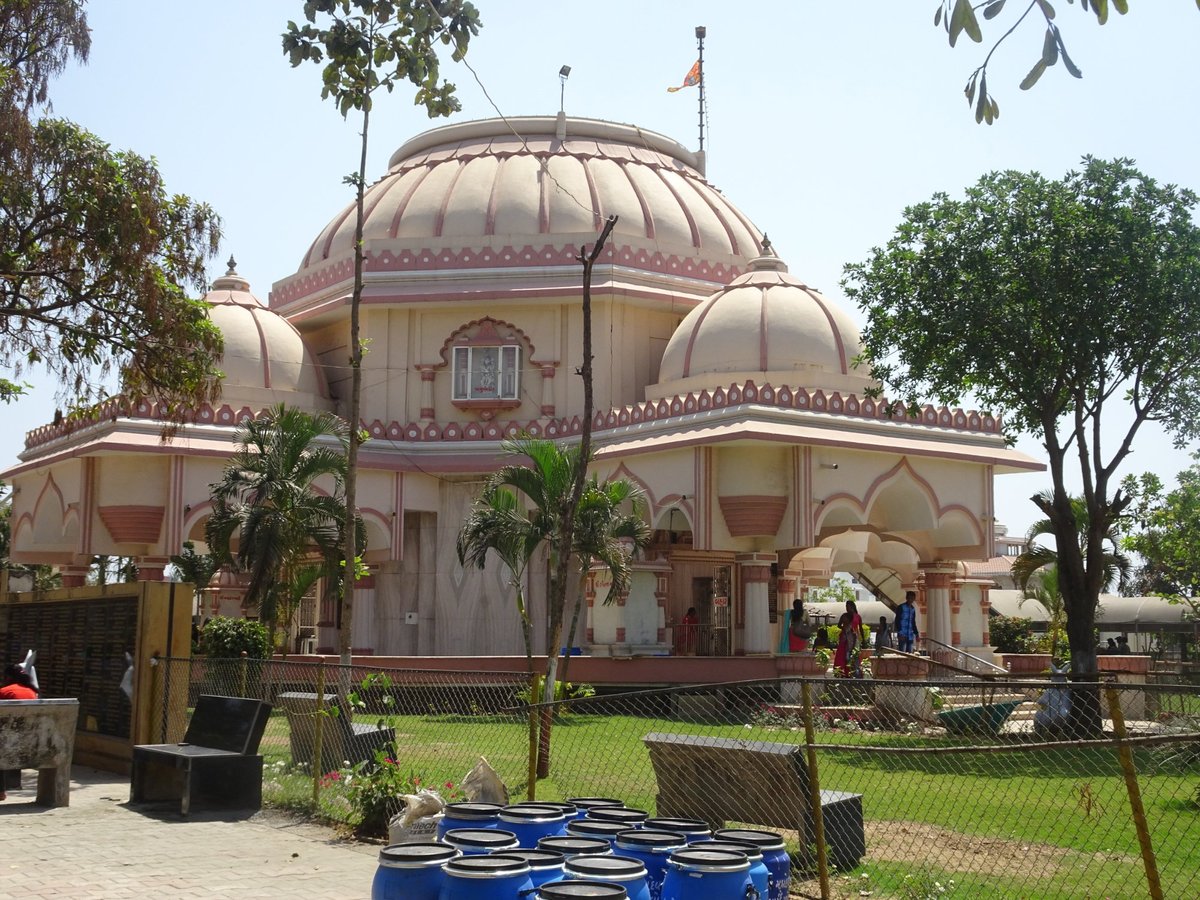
(371, 796, 792, 900)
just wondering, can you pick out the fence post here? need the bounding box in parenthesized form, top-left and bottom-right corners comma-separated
(801, 680, 831, 900)
(238, 650, 248, 697)
(1105, 681, 1163, 900)
(312, 660, 327, 807)
(527, 672, 539, 801)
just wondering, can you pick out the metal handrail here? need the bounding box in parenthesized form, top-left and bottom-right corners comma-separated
(925, 637, 1009, 676)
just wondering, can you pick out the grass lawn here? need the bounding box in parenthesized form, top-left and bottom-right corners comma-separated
(256, 708, 1199, 898)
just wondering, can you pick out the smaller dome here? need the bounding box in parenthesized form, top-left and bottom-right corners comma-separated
(651, 252, 874, 397)
(203, 258, 329, 409)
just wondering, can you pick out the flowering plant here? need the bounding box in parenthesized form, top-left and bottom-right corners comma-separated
(339, 750, 463, 837)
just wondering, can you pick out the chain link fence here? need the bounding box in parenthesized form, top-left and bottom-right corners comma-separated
(153, 660, 1199, 898)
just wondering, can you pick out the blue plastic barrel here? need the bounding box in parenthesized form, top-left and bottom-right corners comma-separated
(436, 802, 503, 840)
(498, 803, 569, 846)
(562, 855, 651, 900)
(586, 807, 649, 828)
(566, 819, 630, 845)
(713, 829, 789, 900)
(537, 836, 613, 859)
(438, 854, 533, 900)
(660, 848, 753, 900)
(537, 882, 628, 899)
(371, 842, 458, 900)
(566, 797, 625, 819)
(502, 849, 566, 888)
(612, 830, 687, 900)
(442, 828, 519, 856)
(703, 841, 768, 900)
(642, 819, 712, 844)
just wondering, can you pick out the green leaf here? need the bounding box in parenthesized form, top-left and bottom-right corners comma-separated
(1092, 0, 1109, 24)
(1113, 0, 1129, 12)
(975, 73, 988, 123)
(934, 4, 943, 27)
(1035, 0, 1056, 19)
(1042, 28, 1059, 66)
(1020, 59, 1049, 90)
(1058, 33, 1083, 78)
(983, 0, 1007, 20)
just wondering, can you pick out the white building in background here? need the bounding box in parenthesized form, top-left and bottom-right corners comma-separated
(3, 116, 1042, 659)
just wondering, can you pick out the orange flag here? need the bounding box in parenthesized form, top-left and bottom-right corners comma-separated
(667, 60, 701, 93)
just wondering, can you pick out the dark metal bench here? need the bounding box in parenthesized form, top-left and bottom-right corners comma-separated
(643, 731, 865, 871)
(130, 694, 271, 815)
(277, 691, 395, 772)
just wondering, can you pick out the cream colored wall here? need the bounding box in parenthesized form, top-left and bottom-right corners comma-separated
(294, 286, 692, 429)
(11, 460, 82, 560)
(957, 582, 986, 647)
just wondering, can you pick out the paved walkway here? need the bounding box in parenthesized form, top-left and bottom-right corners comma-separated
(0, 766, 379, 898)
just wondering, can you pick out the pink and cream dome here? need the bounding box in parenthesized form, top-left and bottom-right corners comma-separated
(649, 251, 875, 398)
(204, 259, 329, 410)
(271, 116, 763, 309)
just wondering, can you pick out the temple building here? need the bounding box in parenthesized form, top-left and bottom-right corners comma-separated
(2, 115, 1042, 660)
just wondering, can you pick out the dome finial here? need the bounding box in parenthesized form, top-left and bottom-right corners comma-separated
(225, 255, 238, 276)
(760, 233, 772, 256)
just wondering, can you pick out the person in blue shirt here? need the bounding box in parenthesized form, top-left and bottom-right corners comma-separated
(895, 591, 920, 653)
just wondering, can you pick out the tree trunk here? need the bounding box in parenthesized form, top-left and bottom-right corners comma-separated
(1047, 489, 1103, 735)
(338, 99, 371, 669)
(559, 568, 589, 685)
(537, 216, 618, 780)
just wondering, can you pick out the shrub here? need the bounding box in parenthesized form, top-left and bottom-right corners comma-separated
(339, 750, 464, 837)
(201, 616, 271, 658)
(989, 614, 1036, 653)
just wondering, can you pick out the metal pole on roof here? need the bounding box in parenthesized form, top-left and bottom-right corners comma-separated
(695, 25, 706, 152)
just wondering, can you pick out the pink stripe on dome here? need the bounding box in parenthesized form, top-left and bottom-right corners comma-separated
(538, 159, 550, 234)
(760, 286, 770, 371)
(802, 287, 849, 375)
(580, 158, 604, 230)
(484, 156, 505, 236)
(654, 168, 701, 249)
(359, 175, 406, 239)
(681, 292, 725, 378)
(616, 160, 655, 240)
(433, 160, 468, 238)
(681, 176, 744, 256)
(387, 166, 434, 239)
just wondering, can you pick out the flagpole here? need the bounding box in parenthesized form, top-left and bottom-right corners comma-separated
(695, 25, 706, 153)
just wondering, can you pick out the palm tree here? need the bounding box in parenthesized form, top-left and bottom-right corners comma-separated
(456, 483, 547, 674)
(1020, 563, 1067, 661)
(558, 475, 651, 687)
(457, 435, 650, 778)
(1012, 490, 1131, 596)
(206, 405, 356, 650)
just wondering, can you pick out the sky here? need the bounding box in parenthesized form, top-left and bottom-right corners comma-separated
(5, 0, 1199, 539)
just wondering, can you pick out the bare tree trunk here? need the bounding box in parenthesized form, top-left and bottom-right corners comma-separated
(338, 98, 370, 669)
(538, 215, 618, 778)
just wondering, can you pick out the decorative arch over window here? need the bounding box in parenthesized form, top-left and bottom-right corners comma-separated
(438, 317, 538, 412)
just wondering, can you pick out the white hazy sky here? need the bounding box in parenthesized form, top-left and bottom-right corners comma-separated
(5, 0, 1198, 538)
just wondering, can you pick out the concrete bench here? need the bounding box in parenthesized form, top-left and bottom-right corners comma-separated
(0, 698, 79, 807)
(643, 731, 865, 871)
(278, 691, 394, 772)
(130, 694, 271, 815)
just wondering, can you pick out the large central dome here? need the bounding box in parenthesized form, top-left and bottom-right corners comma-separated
(272, 116, 762, 308)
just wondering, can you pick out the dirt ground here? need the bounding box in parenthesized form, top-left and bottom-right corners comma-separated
(786, 819, 1129, 898)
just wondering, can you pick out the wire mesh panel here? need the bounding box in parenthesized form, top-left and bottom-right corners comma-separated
(148, 663, 1199, 896)
(531, 678, 1200, 899)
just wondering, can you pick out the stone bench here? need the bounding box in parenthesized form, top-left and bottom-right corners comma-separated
(643, 731, 865, 872)
(0, 698, 79, 807)
(277, 691, 394, 772)
(130, 694, 271, 815)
